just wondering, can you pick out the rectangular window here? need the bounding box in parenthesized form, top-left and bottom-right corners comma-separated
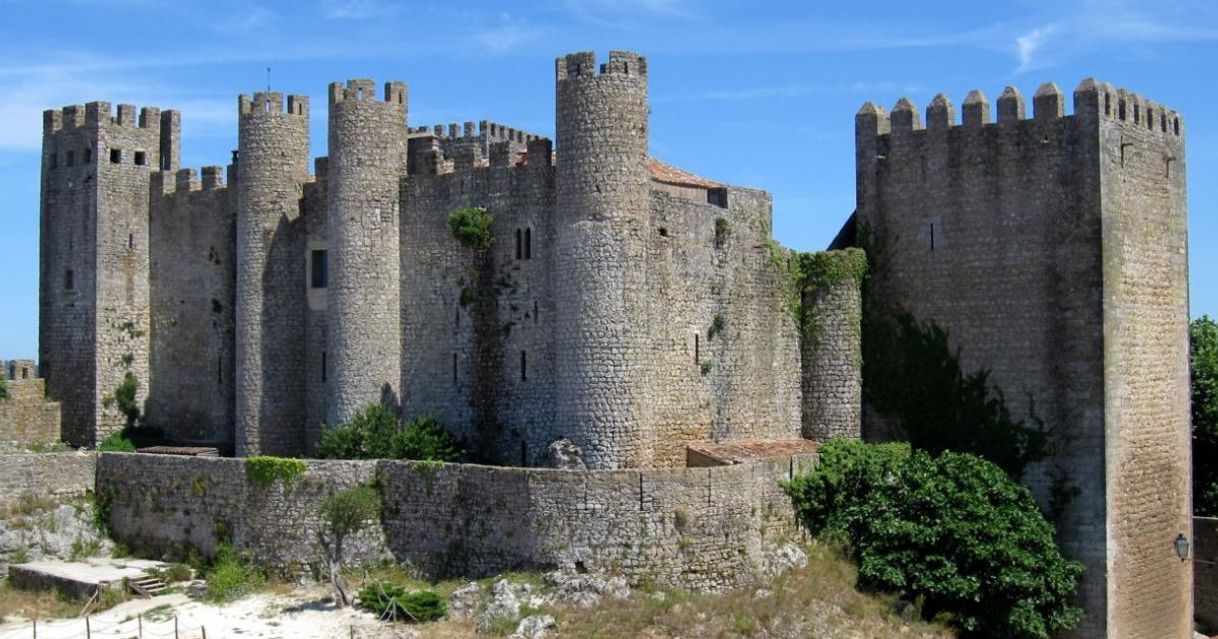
(520, 350, 527, 381)
(311, 250, 328, 288)
(65, 269, 74, 290)
(66, 150, 75, 167)
(49, 153, 58, 170)
(83, 148, 92, 164)
(452, 353, 458, 383)
(134, 151, 147, 166)
(321, 351, 327, 383)
(110, 149, 121, 164)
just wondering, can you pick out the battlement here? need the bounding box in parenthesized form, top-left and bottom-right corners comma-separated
(857, 79, 1184, 140)
(408, 120, 544, 145)
(238, 92, 309, 118)
(152, 166, 228, 198)
(327, 79, 407, 108)
(2, 359, 38, 381)
(43, 102, 165, 134)
(556, 50, 647, 81)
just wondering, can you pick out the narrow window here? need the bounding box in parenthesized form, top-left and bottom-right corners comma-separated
(134, 151, 147, 166)
(520, 350, 527, 381)
(929, 223, 935, 250)
(21, 367, 29, 380)
(1174, 118, 1180, 136)
(525, 227, 532, 259)
(1133, 103, 1140, 124)
(533, 300, 539, 324)
(452, 353, 458, 383)
(321, 351, 327, 383)
(695, 333, 700, 364)
(65, 269, 74, 290)
(83, 148, 92, 164)
(128, 233, 134, 250)
(455, 307, 460, 328)
(515, 229, 522, 260)
(66, 150, 75, 167)
(49, 153, 58, 170)
(310, 249, 328, 288)
(110, 149, 121, 164)
(1118, 101, 1126, 121)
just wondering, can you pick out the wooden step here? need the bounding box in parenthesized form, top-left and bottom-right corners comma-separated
(128, 573, 169, 599)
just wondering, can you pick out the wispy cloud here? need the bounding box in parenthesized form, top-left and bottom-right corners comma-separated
(468, 12, 541, 55)
(317, 0, 402, 20)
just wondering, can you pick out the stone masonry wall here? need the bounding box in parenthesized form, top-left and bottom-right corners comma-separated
(1095, 83, 1191, 638)
(235, 93, 310, 456)
(0, 453, 96, 507)
(146, 171, 236, 445)
(0, 379, 61, 449)
(96, 453, 806, 590)
(1195, 517, 1218, 633)
(855, 81, 1190, 638)
(799, 255, 863, 441)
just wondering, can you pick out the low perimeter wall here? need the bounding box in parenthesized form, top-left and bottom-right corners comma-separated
(97, 453, 811, 590)
(0, 452, 96, 507)
(1196, 516, 1218, 632)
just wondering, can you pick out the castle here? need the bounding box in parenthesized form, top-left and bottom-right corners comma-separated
(31, 50, 1191, 637)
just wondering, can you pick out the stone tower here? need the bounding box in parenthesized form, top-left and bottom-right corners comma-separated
(39, 101, 175, 446)
(325, 80, 408, 425)
(553, 51, 652, 468)
(855, 80, 1189, 638)
(235, 92, 310, 456)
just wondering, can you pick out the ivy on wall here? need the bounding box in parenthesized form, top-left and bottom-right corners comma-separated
(245, 456, 308, 488)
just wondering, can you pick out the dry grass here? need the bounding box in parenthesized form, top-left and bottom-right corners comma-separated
(0, 583, 97, 622)
(541, 542, 955, 639)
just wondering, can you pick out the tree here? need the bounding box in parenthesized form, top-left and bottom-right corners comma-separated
(786, 439, 1083, 638)
(1193, 316, 1218, 516)
(317, 486, 381, 607)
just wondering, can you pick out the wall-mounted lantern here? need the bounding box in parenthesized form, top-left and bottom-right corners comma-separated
(1175, 532, 1190, 561)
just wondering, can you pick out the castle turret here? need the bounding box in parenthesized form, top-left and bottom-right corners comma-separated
(235, 92, 310, 456)
(40, 101, 174, 446)
(325, 80, 408, 425)
(553, 51, 652, 468)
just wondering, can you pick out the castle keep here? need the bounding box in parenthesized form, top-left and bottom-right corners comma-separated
(39, 51, 860, 465)
(32, 49, 1192, 637)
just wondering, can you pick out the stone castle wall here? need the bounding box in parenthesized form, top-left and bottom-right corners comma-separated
(145, 171, 236, 445)
(0, 453, 96, 507)
(799, 253, 863, 441)
(0, 378, 61, 449)
(855, 81, 1189, 638)
(96, 452, 805, 590)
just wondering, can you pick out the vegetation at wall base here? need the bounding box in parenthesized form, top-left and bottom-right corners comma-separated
(784, 438, 1083, 639)
(448, 207, 494, 250)
(319, 485, 383, 606)
(357, 582, 447, 623)
(317, 405, 466, 462)
(1192, 315, 1218, 516)
(203, 542, 267, 603)
(98, 431, 137, 452)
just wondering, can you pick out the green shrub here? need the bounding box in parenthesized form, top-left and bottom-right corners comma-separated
(785, 438, 1083, 639)
(113, 373, 141, 426)
(358, 582, 446, 623)
(1193, 316, 1218, 516)
(98, 431, 136, 452)
(714, 217, 730, 248)
(204, 543, 265, 603)
(244, 456, 308, 488)
(707, 314, 727, 340)
(317, 406, 465, 462)
(447, 207, 493, 250)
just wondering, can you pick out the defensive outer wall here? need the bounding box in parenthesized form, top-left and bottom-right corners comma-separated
(96, 452, 807, 590)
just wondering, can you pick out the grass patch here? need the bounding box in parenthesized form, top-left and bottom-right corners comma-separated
(0, 583, 125, 623)
(203, 543, 267, 603)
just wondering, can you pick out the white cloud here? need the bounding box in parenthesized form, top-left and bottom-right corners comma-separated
(1015, 23, 1060, 73)
(317, 0, 402, 20)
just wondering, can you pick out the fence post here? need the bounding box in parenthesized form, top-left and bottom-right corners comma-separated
(175, 616, 179, 639)
(32, 619, 36, 639)
(350, 625, 355, 639)
(202, 625, 207, 639)
(139, 612, 143, 637)
(86, 616, 91, 639)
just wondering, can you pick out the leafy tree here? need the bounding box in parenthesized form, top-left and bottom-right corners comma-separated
(317, 405, 466, 462)
(1193, 316, 1218, 516)
(447, 207, 494, 250)
(318, 486, 381, 607)
(863, 312, 1048, 479)
(786, 438, 1083, 639)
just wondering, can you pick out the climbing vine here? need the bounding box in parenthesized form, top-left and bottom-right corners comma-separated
(447, 207, 493, 250)
(245, 456, 308, 488)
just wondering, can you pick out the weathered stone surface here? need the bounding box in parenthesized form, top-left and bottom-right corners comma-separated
(541, 438, 585, 470)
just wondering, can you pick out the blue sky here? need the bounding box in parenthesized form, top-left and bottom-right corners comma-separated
(0, 0, 1215, 359)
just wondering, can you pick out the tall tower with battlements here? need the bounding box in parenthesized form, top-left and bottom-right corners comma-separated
(235, 92, 310, 456)
(326, 80, 408, 425)
(855, 80, 1190, 638)
(40, 101, 177, 446)
(553, 51, 653, 469)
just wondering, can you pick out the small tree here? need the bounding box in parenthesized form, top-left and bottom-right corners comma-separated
(1193, 316, 1218, 516)
(317, 485, 381, 608)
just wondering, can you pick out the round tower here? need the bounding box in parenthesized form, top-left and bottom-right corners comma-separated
(326, 80, 408, 425)
(235, 92, 310, 456)
(553, 51, 652, 468)
(798, 249, 865, 441)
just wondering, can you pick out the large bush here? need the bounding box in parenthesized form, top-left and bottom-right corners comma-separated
(786, 439, 1083, 639)
(358, 582, 447, 623)
(447, 207, 493, 250)
(1193, 316, 1218, 516)
(316, 405, 465, 462)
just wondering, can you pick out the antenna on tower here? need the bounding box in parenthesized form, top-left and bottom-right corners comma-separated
(266, 66, 271, 92)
